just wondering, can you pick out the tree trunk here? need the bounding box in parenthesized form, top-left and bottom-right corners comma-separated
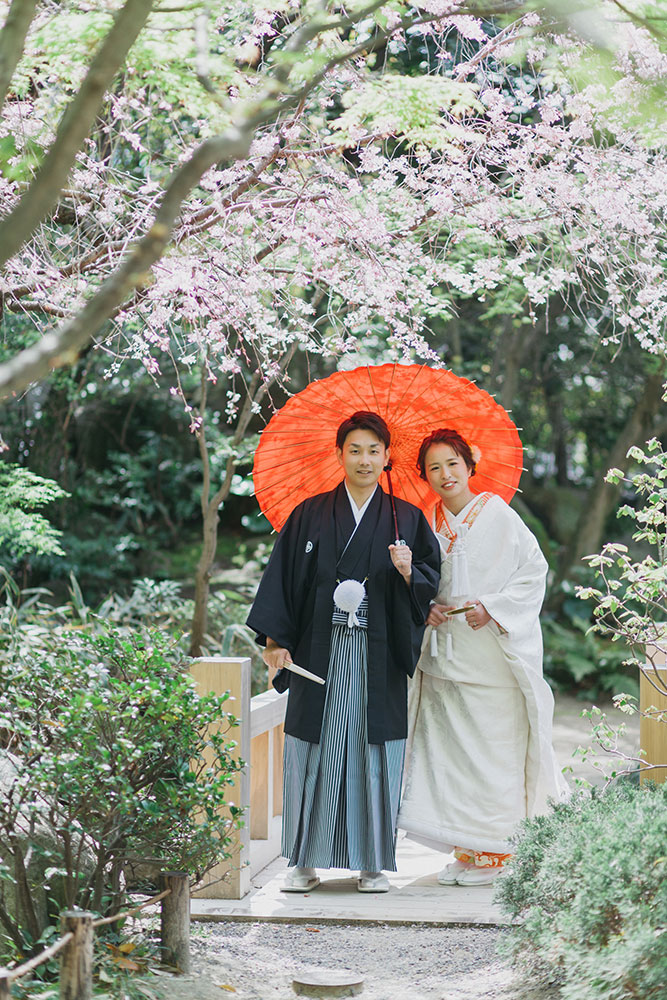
(189, 496, 222, 657)
(13, 842, 42, 947)
(551, 370, 666, 600)
(188, 350, 296, 656)
(492, 315, 521, 411)
(542, 374, 569, 487)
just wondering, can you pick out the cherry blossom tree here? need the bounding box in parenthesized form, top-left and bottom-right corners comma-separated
(1, 1, 665, 398)
(1, 0, 665, 649)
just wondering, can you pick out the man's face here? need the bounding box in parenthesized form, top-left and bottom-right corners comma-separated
(336, 429, 388, 490)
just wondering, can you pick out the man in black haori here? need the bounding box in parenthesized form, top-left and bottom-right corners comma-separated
(247, 411, 440, 892)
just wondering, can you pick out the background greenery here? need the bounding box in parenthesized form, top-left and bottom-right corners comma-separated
(3, 0, 665, 693)
(0, 3, 665, 995)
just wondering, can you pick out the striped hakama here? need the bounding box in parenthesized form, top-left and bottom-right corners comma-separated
(282, 598, 405, 872)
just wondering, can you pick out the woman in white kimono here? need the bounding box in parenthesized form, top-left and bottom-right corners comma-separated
(397, 429, 567, 886)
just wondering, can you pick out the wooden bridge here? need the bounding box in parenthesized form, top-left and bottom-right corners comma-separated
(187, 651, 657, 926)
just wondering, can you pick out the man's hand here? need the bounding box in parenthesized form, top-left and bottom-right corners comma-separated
(263, 638, 292, 679)
(426, 603, 456, 626)
(388, 542, 412, 582)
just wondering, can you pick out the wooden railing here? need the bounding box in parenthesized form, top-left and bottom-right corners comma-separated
(190, 657, 287, 900)
(249, 684, 288, 875)
(0, 873, 190, 999)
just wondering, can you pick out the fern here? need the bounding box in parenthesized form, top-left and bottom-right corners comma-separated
(0, 463, 69, 558)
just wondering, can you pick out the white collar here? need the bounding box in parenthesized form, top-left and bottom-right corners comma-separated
(344, 482, 378, 525)
(447, 495, 479, 526)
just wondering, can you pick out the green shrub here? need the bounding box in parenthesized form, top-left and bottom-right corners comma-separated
(496, 783, 667, 1000)
(97, 576, 267, 693)
(0, 617, 243, 960)
(542, 612, 637, 700)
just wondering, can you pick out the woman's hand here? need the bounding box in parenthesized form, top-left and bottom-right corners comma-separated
(464, 601, 492, 631)
(262, 638, 292, 679)
(426, 603, 456, 626)
(389, 542, 412, 582)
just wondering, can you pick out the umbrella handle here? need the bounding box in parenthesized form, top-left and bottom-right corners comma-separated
(384, 462, 405, 546)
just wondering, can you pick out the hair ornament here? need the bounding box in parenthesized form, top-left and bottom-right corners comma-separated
(470, 444, 482, 465)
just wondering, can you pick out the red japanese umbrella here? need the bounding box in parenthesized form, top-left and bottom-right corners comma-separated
(253, 364, 523, 531)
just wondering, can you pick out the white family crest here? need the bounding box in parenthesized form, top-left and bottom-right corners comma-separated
(305, 540, 313, 553)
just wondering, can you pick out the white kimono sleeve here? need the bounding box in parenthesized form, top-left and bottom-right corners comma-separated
(478, 514, 548, 640)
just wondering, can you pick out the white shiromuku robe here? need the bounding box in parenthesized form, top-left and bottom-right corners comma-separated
(398, 493, 568, 855)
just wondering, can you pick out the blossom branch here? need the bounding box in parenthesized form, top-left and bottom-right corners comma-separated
(0, 1, 456, 396)
(6, 300, 68, 317)
(0, 0, 156, 270)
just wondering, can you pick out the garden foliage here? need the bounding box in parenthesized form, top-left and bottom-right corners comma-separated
(573, 438, 667, 778)
(496, 782, 667, 1000)
(580, 437, 667, 661)
(0, 606, 243, 960)
(0, 462, 68, 560)
(499, 441, 667, 995)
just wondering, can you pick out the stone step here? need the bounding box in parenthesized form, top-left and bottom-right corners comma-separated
(190, 836, 504, 927)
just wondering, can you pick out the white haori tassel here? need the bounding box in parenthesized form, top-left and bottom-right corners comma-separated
(333, 579, 366, 628)
(446, 631, 453, 661)
(430, 627, 438, 656)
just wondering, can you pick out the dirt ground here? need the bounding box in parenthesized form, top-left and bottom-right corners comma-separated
(151, 921, 560, 1000)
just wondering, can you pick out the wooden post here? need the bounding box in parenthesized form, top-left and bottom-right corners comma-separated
(248, 688, 287, 833)
(640, 642, 667, 785)
(250, 729, 270, 839)
(190, 657, 251, 899)
(59, 911, 94, 1000)
(160, 872, 190, 974)
(0, 972, 11, 998)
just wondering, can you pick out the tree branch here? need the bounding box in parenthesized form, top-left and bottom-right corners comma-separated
(2, 240, 134, 302)
(0, 0, 156, 270)
(0, 0, 458, 397)
(0, 0, 39, 113)
(177, 145, 282, 231)
(197, 363, 210, 515)
(6, 299, 69, 316)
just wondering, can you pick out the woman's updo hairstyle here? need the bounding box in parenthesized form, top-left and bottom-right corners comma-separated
(416, 428, 477, 481)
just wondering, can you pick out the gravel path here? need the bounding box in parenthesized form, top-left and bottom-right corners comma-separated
(152, 922, 560, 1000)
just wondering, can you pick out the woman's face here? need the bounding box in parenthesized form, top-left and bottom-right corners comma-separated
(423, 443, 473, 507)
